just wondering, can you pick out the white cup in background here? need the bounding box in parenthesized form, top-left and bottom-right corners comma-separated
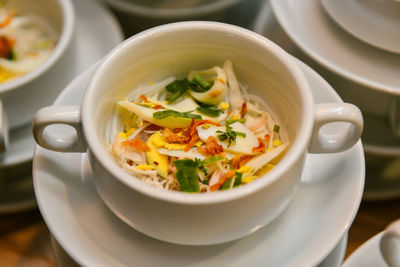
(0, 0, 74, 152)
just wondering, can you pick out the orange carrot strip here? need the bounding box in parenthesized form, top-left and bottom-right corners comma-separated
(240, 102, 247, 118)
(210, 171, 236, 191)
(252, 137, 266, 153)
(122, 138, 149, 152)
(140, 94, 148, 102)
(184, 134, 199, 152)
(0, 13, 14, 28)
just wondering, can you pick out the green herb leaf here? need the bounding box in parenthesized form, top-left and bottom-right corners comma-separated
(7, 49, 16, 61)
(196, 106, 223, 117)
(195, 158, 208, 176)
(234, 172, 242, 187)
(165, 78, 190, 103)
(221, 178, 232, 190)
(189, 75, 213, 92)
(273, 124, 280, 133)
(202, 155, 225, 165)
(202, 179, 209, 185)
(226, 118, 246, 125)
(153, 110, 202, 120)
(173, 159, 200, 193)
(217, 125, 246, 147)
(221, 172, 242, 190)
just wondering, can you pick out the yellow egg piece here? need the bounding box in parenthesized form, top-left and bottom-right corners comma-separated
(146, 132, 169, 178)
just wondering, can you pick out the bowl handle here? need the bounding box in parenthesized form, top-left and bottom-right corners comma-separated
(380, 220, 400, 267)
(32, 106, 87, 152)
(308, 103, 363, 153)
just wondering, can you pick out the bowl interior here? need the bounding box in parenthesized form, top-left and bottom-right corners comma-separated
(85, 23, 311, 201)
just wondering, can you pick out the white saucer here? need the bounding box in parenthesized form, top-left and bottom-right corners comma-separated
(49, 231, 348, 267)
(0, 0, 123, 213)
(33, 59, 364, 266)
(270, 0, 400, 96)
(342, 233, 387, 267)
(321, 0, 400, 54)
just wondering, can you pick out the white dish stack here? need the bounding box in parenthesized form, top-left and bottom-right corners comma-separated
(254, 0, 400, 200)
(101, 0, 263, 36)
(0, 0, 124, 213)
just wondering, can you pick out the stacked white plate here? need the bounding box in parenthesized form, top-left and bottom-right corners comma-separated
(101, 0, 263, 35)
(254, 0, 400, 200)
(0, 0, 123, 214)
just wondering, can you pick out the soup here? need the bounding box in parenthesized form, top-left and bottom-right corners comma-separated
(109, 60, 288, 193)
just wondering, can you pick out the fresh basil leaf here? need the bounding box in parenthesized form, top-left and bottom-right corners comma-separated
(173, 159, 200, 193)
(196, 106, 223, 117)
(153, 110, 202, 120)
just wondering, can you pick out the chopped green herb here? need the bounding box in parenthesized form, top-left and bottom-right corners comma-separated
(189, 75, 213, 92)
(221, 178, 232, 190)
(153, 110, 202, 120)
(273, 124, 280, 133)
(202, 179, 209, 185)
(221, 172, 242, 190)
(217, 125, 246, 147)
(196, 106, 223, 117)
(202, 155, 225, 165)
(165, 78, 190, 103)
(173, 159, 200, 193)
(233, 172, 242, 187)
(7, 49, 16, 61)
(226, 118, 246, 125)
(195, 158, 208, 176)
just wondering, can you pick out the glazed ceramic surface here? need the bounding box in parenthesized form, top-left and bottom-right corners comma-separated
(0, 0, 74, 129)
(254, 0, 400, 200)
(33, 58, 364, 266)
(50, 232, 349, 267)
(321, 0, 400, 54)
(33, 22, 362, 245)
(270, 0, 400, 119)
(0, 0, 123, 213)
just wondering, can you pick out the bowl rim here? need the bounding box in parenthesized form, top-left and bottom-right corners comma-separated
(83, 21, 314, 205)
(105, 0, 243, 19)
(0, 0, 75, 94)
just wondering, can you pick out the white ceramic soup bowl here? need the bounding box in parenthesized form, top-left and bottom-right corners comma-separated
(0, 0, 74, 151)
(33, 22, 363, 245)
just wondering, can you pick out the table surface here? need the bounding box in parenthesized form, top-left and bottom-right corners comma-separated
(0, 197, 399, 266)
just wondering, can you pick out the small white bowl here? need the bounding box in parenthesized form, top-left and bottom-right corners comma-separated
(0, 0, 74, 128)
(33, 21, 362, 245)
(106, 0, 243, 19)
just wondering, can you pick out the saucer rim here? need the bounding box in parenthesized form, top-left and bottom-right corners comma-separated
(270, 0, 400, 96)
(33, 59, 364, 267)
(320, 0, 400, 54)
